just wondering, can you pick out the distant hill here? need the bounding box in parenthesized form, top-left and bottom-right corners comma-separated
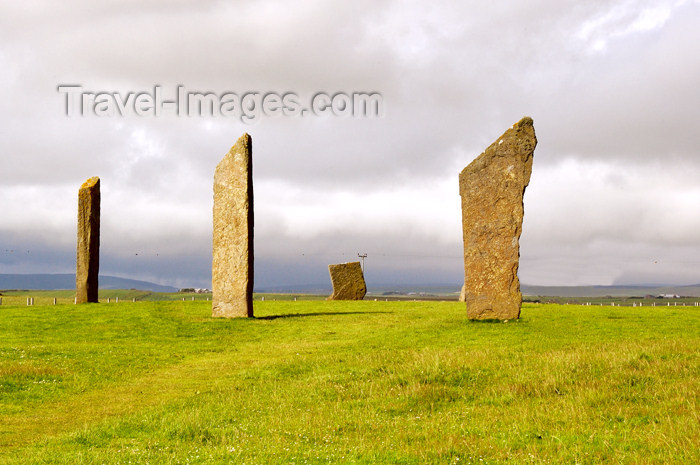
(5, 274, 699, 297)
(256, 283, 332, 294)
(366, 283, 700, 298)
(257, 282, 700, 297)
(0, 274, 178, 293)
(257, 283, 464, 295)
(521, 284, 700, 298)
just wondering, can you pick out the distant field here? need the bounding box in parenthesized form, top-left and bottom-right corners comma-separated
(0, 290, 332, 306)
(0, 300, 698, 464)
(524, 295, 700, 307)
(5, 288, 700, 307)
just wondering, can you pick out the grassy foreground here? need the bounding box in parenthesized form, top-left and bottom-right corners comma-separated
(0, 300, 698, 464)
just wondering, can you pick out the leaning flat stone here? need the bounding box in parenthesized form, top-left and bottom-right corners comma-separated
(212, 133, 254, 318)
(459, 117, 536, 320)
(328, 261, 367, 300)
(76, 176, 100, 304)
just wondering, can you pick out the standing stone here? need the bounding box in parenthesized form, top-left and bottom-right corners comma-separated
(459, 117, 536, 320)
(212, 133, 254, 318)
(327, 262, 367, 300)
(76, 176, 100, 304)
(459, 284, 466, 302)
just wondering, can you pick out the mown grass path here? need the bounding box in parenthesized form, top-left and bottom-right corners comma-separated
(0, 300, 698, 464)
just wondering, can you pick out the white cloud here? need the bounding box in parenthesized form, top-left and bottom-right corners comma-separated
(576, 0, 690, 53)
(520, 158, 700, 285)
(256, 177, 461, 243)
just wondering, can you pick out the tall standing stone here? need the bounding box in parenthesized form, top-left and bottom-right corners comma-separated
(459, 117, 536, 320)
(327, 262, 367, 300)
(212, 133, 254, 318)
(76, 176, 100, 304)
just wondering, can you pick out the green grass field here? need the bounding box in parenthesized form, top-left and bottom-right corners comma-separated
(0, 298, 698, 464)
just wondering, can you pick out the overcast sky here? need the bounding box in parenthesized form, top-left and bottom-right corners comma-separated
(2, 0, 700, 289)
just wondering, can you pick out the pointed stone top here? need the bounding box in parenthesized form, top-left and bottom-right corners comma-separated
(461, 117, 536, 178)
(513, 116, 533, 129)
(216, 134, 252, 187)
(228, 133, 251, 154)
(80, 176, 100, 189)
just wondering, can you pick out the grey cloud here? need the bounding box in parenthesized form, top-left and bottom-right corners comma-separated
(2, 1, 700, 288)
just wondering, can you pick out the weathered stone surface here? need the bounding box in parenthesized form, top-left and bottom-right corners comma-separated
(212, 133, 254, 318)
(76, 176, 100, 304)
(459, 117, 536, 320)
(327, 262, 367, 300)
(459, 283, 466, 302)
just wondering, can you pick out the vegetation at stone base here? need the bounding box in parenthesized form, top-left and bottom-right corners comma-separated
(0, 300, 697, 464)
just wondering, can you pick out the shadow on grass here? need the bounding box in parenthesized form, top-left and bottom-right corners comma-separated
(257, 311, 393, 320)
(468, 318, 521, 324)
